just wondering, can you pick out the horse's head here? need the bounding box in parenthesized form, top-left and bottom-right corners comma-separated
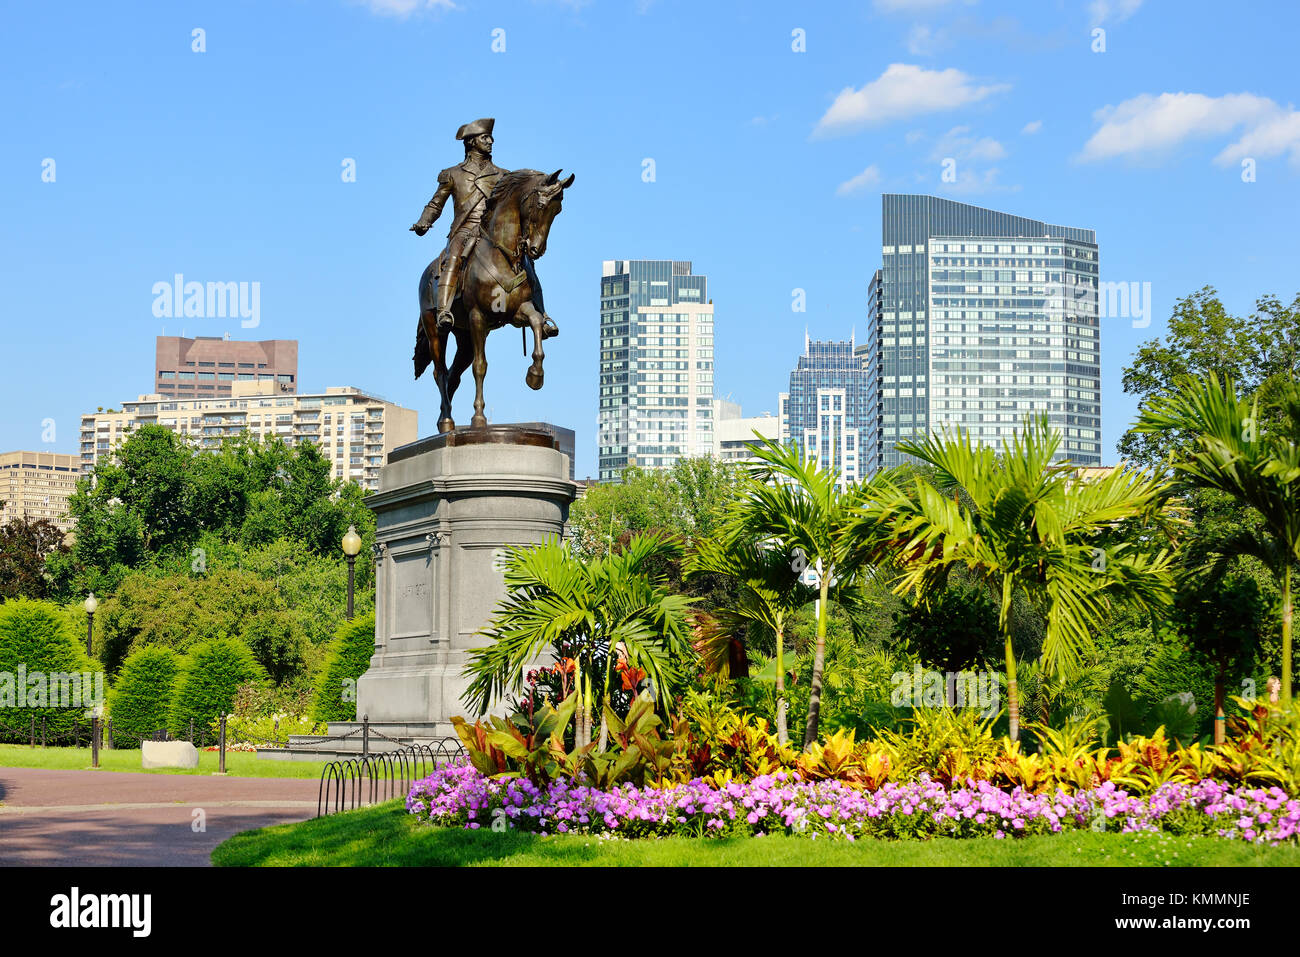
(519, 169, 574, 260)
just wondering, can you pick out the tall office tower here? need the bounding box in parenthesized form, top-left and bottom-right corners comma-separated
(857, 268, 884, 475)
(868, 195, 1102, 470)
(598, 260, 714, 482)
(780, 334, 872, 490)
(155, 336, 298, 399)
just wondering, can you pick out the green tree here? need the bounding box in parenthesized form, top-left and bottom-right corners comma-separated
(239, 609, 309, 686)
(314, 612, 376, 722)
(463, 533, 696, 749)
(686, 534, 817, 744)
(89, 425, 197, 554)
(0, 599, 99, 744)
(859, 416, 1177, 741)
(569, 459, 739, 558)
(726, 436, 877, 749)
(1119, 287, 1300, 468)
(892, 576, 1000, 676)
(95, 565, 280, 676)
(1135, 374, 1300, 707)
(168, 637, 266, 740)
(108, 646, 182, 745)
(1175, 568, 1266, 743)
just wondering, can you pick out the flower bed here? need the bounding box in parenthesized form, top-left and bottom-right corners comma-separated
(406, 763, 1300, 845)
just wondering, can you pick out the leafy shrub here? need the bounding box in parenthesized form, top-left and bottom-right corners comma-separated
(107, 646, 182, 745)
(0, 599, 99, 744)
(892, 579, 1000, 672)
(313, 612, 375, 722)
(168, 638, 266, 741)
(239, 610, 308, 685)
(217, 711, 323, 748)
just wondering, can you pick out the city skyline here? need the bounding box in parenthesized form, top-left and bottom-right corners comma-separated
(4, 1, 1299, 479)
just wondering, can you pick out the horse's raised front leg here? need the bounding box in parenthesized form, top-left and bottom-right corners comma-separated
(518, 301, 546, 391)
(468, 306, 489, 429)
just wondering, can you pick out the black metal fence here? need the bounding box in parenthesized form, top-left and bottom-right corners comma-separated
(317, 739, 464, 818)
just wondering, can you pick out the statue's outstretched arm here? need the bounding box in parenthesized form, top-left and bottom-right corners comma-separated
(411, 170, 453, 233)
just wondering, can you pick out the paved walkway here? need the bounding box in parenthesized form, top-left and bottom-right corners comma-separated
(0, 767, 321, 866)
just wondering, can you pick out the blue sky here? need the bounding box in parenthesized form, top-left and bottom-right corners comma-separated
(3, 0, 1299, 478)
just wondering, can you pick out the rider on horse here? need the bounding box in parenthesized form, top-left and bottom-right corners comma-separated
(410, 118, 554, 337)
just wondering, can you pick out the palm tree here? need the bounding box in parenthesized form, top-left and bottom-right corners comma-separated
(726, 436, 877, 749)
(686, 534, 818, 744)
(1134, 374, 1300, 708)
(856, 415, 1177, 741)
(462, 532, 696, 747)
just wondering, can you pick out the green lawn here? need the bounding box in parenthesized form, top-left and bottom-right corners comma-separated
(0, 743, 325, 778)
(211, 799, 1300, 867)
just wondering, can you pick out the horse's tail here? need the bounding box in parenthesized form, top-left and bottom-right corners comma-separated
(414, 259, 439, 380)
(413, 313, 431, 380)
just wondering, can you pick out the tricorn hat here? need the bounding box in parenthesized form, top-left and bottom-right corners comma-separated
(456, 118, 495, 140)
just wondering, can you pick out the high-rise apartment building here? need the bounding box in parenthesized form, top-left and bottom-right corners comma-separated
(155, 336, 298, 399)
(866, 195, 1102, 470)
(0, 451, 81, 531)
(598, 260, 714, 482)
(780, 334, 873, 490)
(79, 381, 417, 491)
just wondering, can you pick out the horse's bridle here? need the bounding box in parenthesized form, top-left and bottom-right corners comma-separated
(482, 183, 548, 271)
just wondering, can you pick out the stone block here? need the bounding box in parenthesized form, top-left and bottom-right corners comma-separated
(142, 740, 200, 769)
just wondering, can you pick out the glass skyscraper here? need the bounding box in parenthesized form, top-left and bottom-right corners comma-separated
(598, 260, 714, 482)
(779, 334, 872, 490)
(865, 194, 1102, 470)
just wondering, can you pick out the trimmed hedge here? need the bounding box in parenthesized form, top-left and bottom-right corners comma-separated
(313, 612, 376, 722)
(168, 637, 266, 741)
(108, 645, 182, 746)
(0, 599, 100, 744)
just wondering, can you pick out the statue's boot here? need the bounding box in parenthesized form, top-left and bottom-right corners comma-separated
(435, 256, 460, 332)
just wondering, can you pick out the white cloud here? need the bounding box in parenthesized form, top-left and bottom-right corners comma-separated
(355, 0, 455, 16)
(814, 63, 1009, 137)
(906, 24, 937, 55)
(1216, 110, 1300, 166)
(931, 125, 1006, 162)
(1021, 119, 1042, 135)
(1089, 0, 1142, 26)
(1079, 91, 1280, 162)
(837, 165, 883, 196)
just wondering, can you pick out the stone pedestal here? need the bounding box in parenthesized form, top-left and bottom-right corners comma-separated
(354, 426, 576, 732)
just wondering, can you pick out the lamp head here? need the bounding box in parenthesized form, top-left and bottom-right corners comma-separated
(342, 525, 363, 558)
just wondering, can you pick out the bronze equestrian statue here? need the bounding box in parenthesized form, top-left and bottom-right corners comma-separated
(411, 118, 572, 432)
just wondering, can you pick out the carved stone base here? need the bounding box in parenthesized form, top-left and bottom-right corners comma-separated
(354, 426, 575, 725)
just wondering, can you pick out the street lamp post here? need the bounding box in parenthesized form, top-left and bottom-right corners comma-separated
(83, 592, 98, 657)
(342, 525, 362, 620)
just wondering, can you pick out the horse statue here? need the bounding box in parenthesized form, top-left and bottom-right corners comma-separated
(413, 168, 574, 432)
